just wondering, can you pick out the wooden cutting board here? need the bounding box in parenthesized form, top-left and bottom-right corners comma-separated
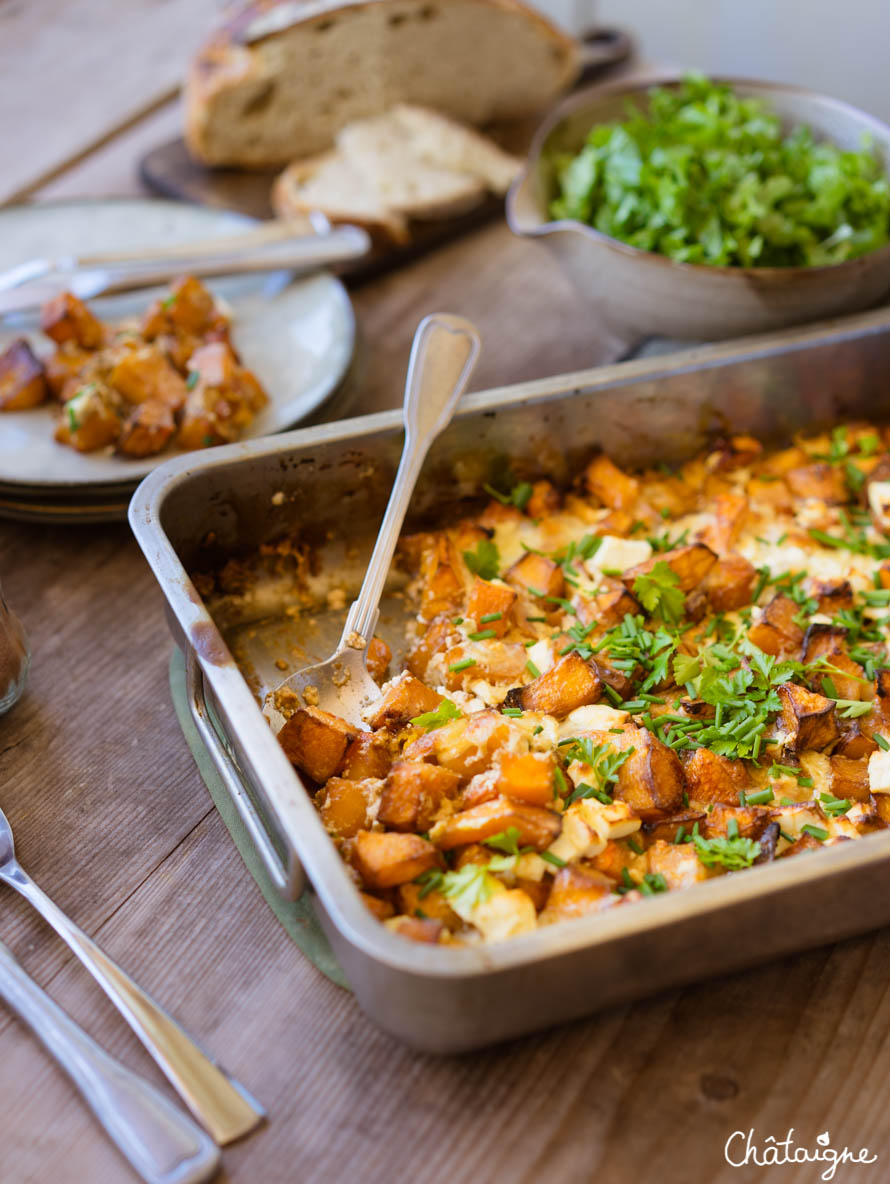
(139, 28, 632, 286)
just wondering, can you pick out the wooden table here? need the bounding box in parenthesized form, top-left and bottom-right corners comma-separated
(3, 6, 889, 1182)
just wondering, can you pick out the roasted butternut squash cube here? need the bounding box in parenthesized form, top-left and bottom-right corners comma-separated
(44, 343, 94, 399)
(418, 535, 465, 619)
(466, 577, 516, 637)
(494, 751, 556, 807)
(834, 722, 878, 759)
(377, 760, 461, 831)
(389, 916, 444, 943)
(177, 342, 267, 449)
(359, 892, 395, 922)
(875, 670, 890, 727)
(54, 380, 122, 452)
(397, 882, 461, 930)
(340, 732, 392, 781)
(351, 830, 441, 890)
(642, 810, 706, 844)
(366, 636, 391, 683)
(405, 614, 456, 680)
(117, 399, 176, 458)
(683, 747, 749, 806)
(830, 755, 870, 803)
(277, 706, 357, 782)
(442, 640, 528, 690)
(539, 866, 615, 924)
(526, 479, 561, 518)
(623, 543, 717, 593)
(702, 554, 757, 613)
(575, 583, 641, 631)
(505, 551, 565, 602)
(40, 291, 105, 348)
(584, 454, 639, 511)
(786, 462, 848, 504)
(142, 275, 228, 338)
(702, 802, 773, 840)
(365, 673, 444, 730)
(108, 345, 188, 409)
(778, 683, 839, 753)
(0, 339, 48, 410)
(403, 711, 509, 780)
(748, 594, 805, 657)
(317, 777, 376, 838)
(607, 727, 686, 818)
(711, 434, 762, 470)
(647, 840, 715, 890)
(699, 493, 748, 555)
(515, 652, 601, 717)
(810, 579, 854, 613)
(431, 797, 561, 851)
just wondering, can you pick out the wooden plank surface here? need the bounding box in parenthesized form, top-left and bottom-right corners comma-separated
(0, 0, 218, 204)
(3, 5, 890, 1182)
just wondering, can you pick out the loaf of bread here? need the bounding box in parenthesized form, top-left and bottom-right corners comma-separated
(185, 0, 579, 168)
(271, 105, 523, 242)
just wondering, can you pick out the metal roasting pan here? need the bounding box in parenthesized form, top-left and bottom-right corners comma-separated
(130, 305, 890, 1052)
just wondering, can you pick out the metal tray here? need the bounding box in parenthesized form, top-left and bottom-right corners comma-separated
(130, 305, 890, 1052)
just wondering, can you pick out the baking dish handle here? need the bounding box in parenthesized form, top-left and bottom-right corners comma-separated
(186, 651, 305, 900)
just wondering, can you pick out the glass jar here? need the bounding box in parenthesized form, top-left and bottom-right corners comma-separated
(0, 583, 29, 714)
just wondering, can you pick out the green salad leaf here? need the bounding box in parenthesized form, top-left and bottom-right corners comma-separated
(549, 74, 890, 268)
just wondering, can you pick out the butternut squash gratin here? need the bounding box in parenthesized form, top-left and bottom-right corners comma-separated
(277, 425, 890, 945)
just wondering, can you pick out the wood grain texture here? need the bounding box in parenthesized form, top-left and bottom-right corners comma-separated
(0, 0, 218, 203)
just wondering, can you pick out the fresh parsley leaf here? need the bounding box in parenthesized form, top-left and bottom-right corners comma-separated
(549, 74, 890, 269)
(692, 832, 761, 870)
(484, 827, 524, 857)
(633, 561, 685, 625)
(462, 539, 500, 580)
(410, 699, 463, 731)
(438, 864, 498, 913)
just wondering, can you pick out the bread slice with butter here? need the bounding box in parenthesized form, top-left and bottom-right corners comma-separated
(185, 0, 579, 168)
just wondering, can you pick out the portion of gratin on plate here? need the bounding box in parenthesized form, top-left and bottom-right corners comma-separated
(274, 423, 890, 945)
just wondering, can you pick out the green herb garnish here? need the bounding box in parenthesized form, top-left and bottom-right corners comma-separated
(549, 73, 890, 268)
(410, 699, 462, 731)
(462, 539, 500, 580)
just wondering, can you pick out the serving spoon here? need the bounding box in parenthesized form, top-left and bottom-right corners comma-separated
(264, 312, 481, 731)
(0, 804, 264, 1146)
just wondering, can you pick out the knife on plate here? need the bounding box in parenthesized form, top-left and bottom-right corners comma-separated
(0, 221, 371, 317)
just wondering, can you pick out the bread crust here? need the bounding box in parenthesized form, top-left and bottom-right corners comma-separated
(185, 0, 579, 166)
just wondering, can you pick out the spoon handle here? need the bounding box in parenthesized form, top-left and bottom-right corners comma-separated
(342, 313, 481, 644)
(0, 940, 220, 1184)
(6, 868, 264, 1146)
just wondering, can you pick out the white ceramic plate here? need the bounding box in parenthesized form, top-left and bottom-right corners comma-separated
(0, 199, 356, 490)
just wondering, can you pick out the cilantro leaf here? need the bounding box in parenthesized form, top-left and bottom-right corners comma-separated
(410, 699, 463, 731)
(692, 833, 761, 870)
(462, 539, 500, 580)
(633, 561, 685, 625)
(549, 74, 890, 269)
(438, 864, 498, 913)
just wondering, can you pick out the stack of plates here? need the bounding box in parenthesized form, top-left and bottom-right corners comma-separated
(0, 199, 357, 523)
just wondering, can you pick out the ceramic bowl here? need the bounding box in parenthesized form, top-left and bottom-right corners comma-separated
(506, 76, 890, 341)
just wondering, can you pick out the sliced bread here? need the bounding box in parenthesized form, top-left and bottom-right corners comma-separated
(335, 114, 486, 220)
(185, 0, 579, 168)
(272, 151, 411, 243)
(393, 104, 522, 195)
